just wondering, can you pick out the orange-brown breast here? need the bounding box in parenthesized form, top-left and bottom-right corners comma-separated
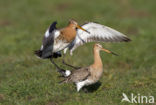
(58, 27, 77, 43)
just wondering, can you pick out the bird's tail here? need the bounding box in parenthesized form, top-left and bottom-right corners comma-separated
(57, 69, 71, 84)
(58, 71, 72, 84)
(58, 78, 69, 84)
(58, 69, 71, 77)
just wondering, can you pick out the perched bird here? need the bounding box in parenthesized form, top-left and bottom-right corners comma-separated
(60, 43, 118, 92)
(35, 19, 131, 69)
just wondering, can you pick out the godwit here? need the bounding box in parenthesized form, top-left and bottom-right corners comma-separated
(60, 43, 117, 92)
(35, 19, 130, 70)
(35, 20, 89, 71)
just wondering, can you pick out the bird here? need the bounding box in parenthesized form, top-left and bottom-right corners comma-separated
(60, 43, 118, 92)
(35, 20, 90, 70)
(34, 19, 131, 70)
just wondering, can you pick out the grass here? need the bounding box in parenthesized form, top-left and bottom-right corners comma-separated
(0, 0, 156, 105)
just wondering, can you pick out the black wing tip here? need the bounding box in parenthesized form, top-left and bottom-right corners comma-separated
(53, 21, 57, 25)
(49, 21, 57, 33)
(122, 37, 131, 42)
(34, 50, 42, 58)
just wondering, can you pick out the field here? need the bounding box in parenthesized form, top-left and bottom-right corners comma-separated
(0, 0, 156, 105)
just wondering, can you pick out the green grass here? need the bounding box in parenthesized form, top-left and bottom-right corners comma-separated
(0, 0, 156, 105)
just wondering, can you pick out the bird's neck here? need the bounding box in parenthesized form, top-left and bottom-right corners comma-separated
(92, 49, 103, 68)
(68, 24, 75, 29)
(61, 25, 76, 42)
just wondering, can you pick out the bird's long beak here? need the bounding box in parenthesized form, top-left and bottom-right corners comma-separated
(101, 48, 118, 56)
(76, 25, 90, 34)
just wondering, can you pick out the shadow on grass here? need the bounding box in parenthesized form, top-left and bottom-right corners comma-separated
(82, 82, 101, 93)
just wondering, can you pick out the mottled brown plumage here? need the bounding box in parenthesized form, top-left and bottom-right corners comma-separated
(65, 67, 90, 83)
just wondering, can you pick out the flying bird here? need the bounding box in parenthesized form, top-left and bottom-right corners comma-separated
(35, 19, 131, 70)
(59, 43, 118, 92)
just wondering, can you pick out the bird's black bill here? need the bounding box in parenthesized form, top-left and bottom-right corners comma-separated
(111, 52, 119, 56)
(85, 30, 90, 34)
(101, 48, 118, 56)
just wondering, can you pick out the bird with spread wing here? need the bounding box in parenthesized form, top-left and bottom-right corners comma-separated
(35, 19, 131, 72)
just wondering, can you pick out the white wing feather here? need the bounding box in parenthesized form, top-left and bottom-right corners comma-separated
(69, 22, 130, 54)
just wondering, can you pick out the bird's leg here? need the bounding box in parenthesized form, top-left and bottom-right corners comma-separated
(50, 58, 66, 76)
(50, 58, 62, 70)
(62, 52, 81, 69)
(62, 59, 81, 69)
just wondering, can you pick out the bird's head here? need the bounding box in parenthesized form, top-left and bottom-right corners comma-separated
(69, 19, 78, 26)
(94, 43, 118, 56)
(69, 19, 90, 34)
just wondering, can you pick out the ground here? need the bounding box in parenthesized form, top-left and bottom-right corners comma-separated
(0, 0, 156, 105)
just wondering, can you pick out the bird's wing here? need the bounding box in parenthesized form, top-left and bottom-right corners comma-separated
(40, 21, 58, 58)
(69, 22, 131, 54)
(69, 67, 90, 82)
(42, 21, 57, 49)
